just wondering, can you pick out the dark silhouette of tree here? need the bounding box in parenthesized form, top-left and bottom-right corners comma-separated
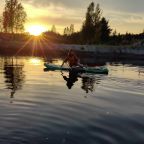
(64, 27, 67, 35)
(63, 25, 74, 36)
(122, 32, 133, 44)
(70, 24, 74, 34)
(94, 4, 102, 25)
(67, 32, 81, 44)
(100, 17, 111, 43)
(112, 29, 117, 36)
(93, 4, 102, 43)
(81, 2, 111, 44)
(0, 17, 3, 32)
(81, 2, 95, 43)
(64, 27, 69, 35)
(51, 25, 56, 33)
(66, 27, 70, 35)
(3, 0, 27, 33)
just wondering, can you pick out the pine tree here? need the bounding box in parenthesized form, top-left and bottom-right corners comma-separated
(51, 25, 56, 33)
(64, 24, 74, 36)
(112, 29, 117, 36)
(93, 4, 102, 43)
(100, 17, 111, 43)
(66, 27, 70, 35)
(64, 27, 67, 35)
(70, 24, 74, 34)
(81, 2, 95, 43)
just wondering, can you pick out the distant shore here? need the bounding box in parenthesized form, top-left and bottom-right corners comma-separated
(0, 40, 144, 60)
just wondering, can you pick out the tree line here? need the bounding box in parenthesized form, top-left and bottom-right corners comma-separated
(44, 2, 112, 44)
(44, 2, 144, 45)
(0, 1, 144, 45)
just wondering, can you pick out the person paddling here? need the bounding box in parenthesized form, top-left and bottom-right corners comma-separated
(61, 49, 82, 68)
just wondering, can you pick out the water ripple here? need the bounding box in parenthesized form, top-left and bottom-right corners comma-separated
(0, 57, 144, 144)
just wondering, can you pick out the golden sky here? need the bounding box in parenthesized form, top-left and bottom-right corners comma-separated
(0, 0, 144, 34)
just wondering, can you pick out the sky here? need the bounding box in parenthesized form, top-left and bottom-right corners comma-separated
(0, 0, 144, 34)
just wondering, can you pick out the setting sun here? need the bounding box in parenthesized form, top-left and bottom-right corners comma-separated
(27, 25, 47, 36)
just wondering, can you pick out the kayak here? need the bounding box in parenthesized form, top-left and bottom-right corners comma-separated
(44, 63, 109, 74)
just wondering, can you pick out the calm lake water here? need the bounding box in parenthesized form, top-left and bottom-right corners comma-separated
(0, 56, 144, 144)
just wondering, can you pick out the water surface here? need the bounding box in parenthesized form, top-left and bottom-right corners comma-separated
(0, 56, 144, 144)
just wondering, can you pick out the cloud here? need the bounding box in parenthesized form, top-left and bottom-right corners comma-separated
(23, 0, 144, 13)
(23, 2, 84, 33)
(29, 16, 82, 26)
(22, 0, 144, 34)
(23, 0, 92, 8)
(105, 11, 144, 24)
(97, 0, 144, 13)
(104, 11, 144, 33)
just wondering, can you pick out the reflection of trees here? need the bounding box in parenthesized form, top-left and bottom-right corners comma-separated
(3, 57, 25, 102)
(81, 76, 101, 93)
(81, 77, 95, 93)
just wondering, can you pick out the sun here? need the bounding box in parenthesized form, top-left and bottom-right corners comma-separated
(27, 25, 47, 36)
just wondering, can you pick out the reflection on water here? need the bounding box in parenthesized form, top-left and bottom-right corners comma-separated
(61, 71, 99, 93)
(2, 57, 25, 103)
(0, 56, 144, 144)
(61, 71, 79, 89)
(29, 58, 42, 65)
(81, 76, 97, 93)
(45, 67, 100, 93)
(45, 58, 104, 93)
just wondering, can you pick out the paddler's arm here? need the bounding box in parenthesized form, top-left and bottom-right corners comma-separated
(61, 57, 68, 67)
(77, 58, 84, 68)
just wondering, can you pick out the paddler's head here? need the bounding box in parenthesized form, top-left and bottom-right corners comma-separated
(68, 49, 75, 57)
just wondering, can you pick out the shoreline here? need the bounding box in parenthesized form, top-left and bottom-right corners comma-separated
(0, 40, 144, 60)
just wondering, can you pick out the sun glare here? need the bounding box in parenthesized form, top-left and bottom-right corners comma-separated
(27, 25, 47, 36)
(29, 58, 42, 65)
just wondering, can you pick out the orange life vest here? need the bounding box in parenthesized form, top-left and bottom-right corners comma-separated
(67, 55, 79, 67)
